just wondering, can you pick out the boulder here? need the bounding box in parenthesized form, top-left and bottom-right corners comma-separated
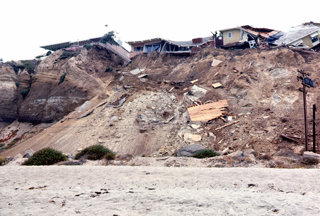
(302, 151, 320, 165)
(188, 85, 207, 101)
(23, 149, 35, 158)
(184, 133, 202, 142)
(175, 144, 205, 157)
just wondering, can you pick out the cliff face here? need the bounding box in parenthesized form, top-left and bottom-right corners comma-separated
(0, 65, 18, 121)
(0, 45, 124, 123)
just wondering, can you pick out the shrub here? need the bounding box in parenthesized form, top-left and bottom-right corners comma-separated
(100, 31, 117, 45)
(15, 81, 20, 88)
(23, 148, 67, 166)
(84, 44, 92, 50)
(0, 156, 5, 165)
(9, 63, 20, 74)
(105, 67, 113, 72)
(46, 51, 52, 56)
(0, 143, 5, 152)
(6, 137, 21, 149)
(191, 149, 220, 159)
(58, 73, 66, 85)
(21, 60, 35, 73)
(75, 145, 115, 160)
(20, 88, 30, 98)
(59, 50, 78, 60)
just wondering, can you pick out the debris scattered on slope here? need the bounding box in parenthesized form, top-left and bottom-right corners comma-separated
(187, 100, 228, 122)
(211, 58, 222, 67)
(212, 82, 222, 88)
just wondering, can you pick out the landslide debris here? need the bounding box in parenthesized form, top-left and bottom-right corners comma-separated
(1, 47, 320, 168)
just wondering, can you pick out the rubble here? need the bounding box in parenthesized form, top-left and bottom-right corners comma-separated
(175, 144, 205, 157)
(187, 100, 228, 122)
(183, 133, 202, 142)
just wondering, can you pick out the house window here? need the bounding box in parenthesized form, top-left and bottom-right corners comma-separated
(228, 32, 232, 38)
(145, 43, 161, 53)
(134, 46, 143, 52)
(311, 33, 319, 44)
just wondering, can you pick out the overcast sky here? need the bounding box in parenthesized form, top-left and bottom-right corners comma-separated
(1, 0, 319, 61)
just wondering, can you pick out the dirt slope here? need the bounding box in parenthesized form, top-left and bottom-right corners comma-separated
(2, 47, 320, 166)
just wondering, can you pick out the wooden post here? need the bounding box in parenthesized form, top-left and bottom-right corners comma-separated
(313, 104, 316, 153)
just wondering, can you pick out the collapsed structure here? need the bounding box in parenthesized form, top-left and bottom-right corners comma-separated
(39, 21, 320, 61)
(220, 25, 280, 48)
(127, 37, 221, 58)
(41, 36, 131, 64)
(270, 23, 320, 49)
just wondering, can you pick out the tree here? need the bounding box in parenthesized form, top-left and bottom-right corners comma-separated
(100, 31, 118, 45)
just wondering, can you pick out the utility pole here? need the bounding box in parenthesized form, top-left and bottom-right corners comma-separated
(313, 104, 316, 153)
(297, 69, 314, 151)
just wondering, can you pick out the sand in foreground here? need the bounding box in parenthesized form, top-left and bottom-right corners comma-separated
(0, 166, 319, 216)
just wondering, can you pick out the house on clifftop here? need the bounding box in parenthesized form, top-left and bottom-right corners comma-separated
(271, 23, 320, 49)
(220, 25, 279, 49)
(41, 37, 131, 64)
(127, 37, 218, 58)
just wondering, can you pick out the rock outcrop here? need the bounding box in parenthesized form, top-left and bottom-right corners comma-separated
(0, 45, 124, 123)
(0, 65, 18, 121)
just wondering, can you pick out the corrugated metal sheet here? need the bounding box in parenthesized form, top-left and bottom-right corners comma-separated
(273, 25, 320, 46)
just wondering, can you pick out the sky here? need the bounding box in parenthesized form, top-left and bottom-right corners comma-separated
(1, 0, 319, 61)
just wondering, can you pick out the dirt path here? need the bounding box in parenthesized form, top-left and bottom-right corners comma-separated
(1, 166, 319, 215)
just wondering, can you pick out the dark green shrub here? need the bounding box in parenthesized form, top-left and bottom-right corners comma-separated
(75, 145, 115, 160)
(0, 143, 5, 151)
(21, 60, 35, 73)
(23, 148, 67, 166)
(46, 51, 52, 56)
(6, 137, 21, 149)
(0, 156, 5, 165)
(59, 50, 78, 60)
(100, 31, 117, 45)
(15, 81, 20, 87)
(20, 88, 30, 98)
(58, 73, 66, 85)
(9, 63, 19, 74)
(105, 67, 113, 72)
(84, 44, 92, 50)
(191, 149, 220, 159)
(104, 151, 116, 160)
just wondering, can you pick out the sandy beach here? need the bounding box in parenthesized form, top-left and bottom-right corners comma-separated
(1, 166, 320, 216)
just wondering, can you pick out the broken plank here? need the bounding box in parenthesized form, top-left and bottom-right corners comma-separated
(187, 100, 228, 122)
(215, 120, 239, 131)
(212, 82, 222, 88)
(190, 79, 198, 84)
(281, 134, 301, 143)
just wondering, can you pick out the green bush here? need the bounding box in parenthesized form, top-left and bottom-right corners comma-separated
(20, 88, 30, 98)
(21, 60, 35, 73)
(9, 63, 20, 74)
(191, 149, 220, 159)
(84, 44, 92, 50)
(15, 81, 20, 88)
(46, 51, 52, 56)
(59, 50, 78, 60)
(6, 137, 21, 149)
(105, 67, 113, 72)
(75, 145, 115, 160)
(58, 73, 66, 85)
(100, 31, 117, 45)
(0, 156, 5, 165)
(23, 148, 67, 166)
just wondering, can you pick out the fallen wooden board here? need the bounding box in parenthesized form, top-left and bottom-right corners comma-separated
(211, 58, 222, 67)
(215, 120, 239, 131)
(212, 82, 222, 88)
(281, 134, 301, 143)
(187, 100, 228, 122)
